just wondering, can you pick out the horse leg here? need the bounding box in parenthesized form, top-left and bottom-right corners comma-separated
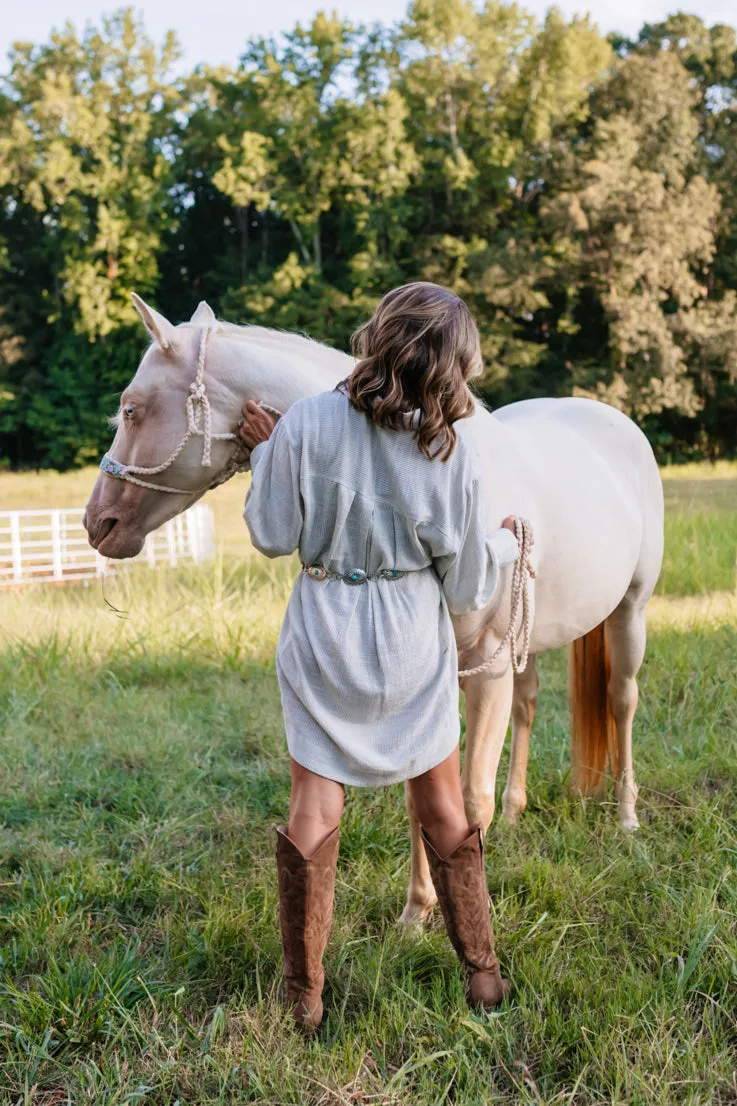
(502, 656, 538, 823)
(399, 781, 438, 925)
(461, 666, 514, 833)
(400, 648, 514, 924)
(605, 597, 647, 831)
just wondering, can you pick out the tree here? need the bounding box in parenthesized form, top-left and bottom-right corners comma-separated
(542, 43, 737, 452)
(393, 2, 611, 393)
(1, 4, 736, 468)
(0, 8, 183, 466)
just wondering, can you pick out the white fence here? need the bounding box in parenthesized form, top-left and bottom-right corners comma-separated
(0, 504, 216, 587)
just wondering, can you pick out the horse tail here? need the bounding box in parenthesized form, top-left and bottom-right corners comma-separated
(569, 622, 618, 795)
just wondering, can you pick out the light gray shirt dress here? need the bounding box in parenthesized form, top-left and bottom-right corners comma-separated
(244, 388, 519, 787)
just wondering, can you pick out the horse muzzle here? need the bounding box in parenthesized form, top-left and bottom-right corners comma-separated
(83, 497, 147, 560)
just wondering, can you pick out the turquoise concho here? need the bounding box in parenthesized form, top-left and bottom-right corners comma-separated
(305, 564, 327, 580)
(343, 568, 368, 586)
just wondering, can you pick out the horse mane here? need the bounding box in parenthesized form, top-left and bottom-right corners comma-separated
(194, 319, 353, 372)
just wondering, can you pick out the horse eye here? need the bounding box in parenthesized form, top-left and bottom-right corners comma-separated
(123, 403, 136, 420)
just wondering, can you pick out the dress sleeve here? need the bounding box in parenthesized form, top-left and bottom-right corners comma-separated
(243, 417, 303, 558)
(429, 477, 520, 616)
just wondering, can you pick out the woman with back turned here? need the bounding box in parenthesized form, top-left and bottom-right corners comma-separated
(239, 282, 520, 1032)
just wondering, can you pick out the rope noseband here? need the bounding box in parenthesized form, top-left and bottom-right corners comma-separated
(457, 516, 535, 679)
(99, 325, 282, 495)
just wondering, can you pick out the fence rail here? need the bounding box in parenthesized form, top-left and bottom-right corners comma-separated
(0, 504, 215, 587)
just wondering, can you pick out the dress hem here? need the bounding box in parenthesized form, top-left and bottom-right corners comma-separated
(286, 726, 461, 788)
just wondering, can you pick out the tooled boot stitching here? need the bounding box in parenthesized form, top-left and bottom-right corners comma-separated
(421, 825, 509, 1006)
(276, 825, 339, 1030)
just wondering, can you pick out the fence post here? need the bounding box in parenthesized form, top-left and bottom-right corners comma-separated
(51, 510, 63, 580)
(10, 512, 22, 583)
(186, 508, 200, 563)
(199, 505, 216, 560)
(166, 521, 177, 567)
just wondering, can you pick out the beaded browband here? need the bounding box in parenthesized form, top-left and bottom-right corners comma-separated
(99, 325, 283, 494)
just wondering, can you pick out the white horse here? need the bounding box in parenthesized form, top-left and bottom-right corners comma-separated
(84, 296, 664, 923)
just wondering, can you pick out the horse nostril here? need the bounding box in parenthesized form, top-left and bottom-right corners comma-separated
(96, 517, 118, 545)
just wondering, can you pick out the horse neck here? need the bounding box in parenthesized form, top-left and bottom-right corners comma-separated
(213, 329, 353, 416)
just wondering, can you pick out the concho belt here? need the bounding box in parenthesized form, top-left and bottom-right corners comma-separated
(302, 564, 405, 586)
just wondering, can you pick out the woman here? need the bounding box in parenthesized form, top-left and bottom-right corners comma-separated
(239, 282, 520, 1032)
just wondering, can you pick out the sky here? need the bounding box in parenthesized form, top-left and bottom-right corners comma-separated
(1, 0, 735, 72)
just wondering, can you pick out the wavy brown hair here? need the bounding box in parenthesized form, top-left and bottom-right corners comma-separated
(346, 282, 482, 461)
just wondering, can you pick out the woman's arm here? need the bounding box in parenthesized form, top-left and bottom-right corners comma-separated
(242, 404, 304, 558)
(427, 482, 521, 615)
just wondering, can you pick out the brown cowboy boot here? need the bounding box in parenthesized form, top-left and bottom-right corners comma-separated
(421, 824, 510, 1009)
(275, 824, 340, 1032)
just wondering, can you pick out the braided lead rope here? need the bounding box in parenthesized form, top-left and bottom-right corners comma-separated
(457, 517, 536, 680)
(99, 325, 284, 494)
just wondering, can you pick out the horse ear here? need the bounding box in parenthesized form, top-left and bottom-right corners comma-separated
(190, 301, 217, 326)
(131, 293, 177, 351)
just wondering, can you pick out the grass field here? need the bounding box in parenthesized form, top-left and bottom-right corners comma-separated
(0, 464, 736, 1104)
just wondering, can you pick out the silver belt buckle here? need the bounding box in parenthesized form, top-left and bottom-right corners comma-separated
(343, 568, 367, 586)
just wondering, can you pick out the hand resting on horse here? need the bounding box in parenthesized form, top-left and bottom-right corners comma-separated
(238, 399, 280, 449)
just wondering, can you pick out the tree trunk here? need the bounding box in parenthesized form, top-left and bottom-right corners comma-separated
(289, 218, 312, 265)
(238, 205, 249, 282)
(261, 210, 269, 269)
(445, 81, 458, 208)
(313, 223, 322, 275)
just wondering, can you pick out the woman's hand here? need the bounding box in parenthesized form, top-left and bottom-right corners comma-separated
(238, 400, 279, 449)
(501, 515, 534, 550)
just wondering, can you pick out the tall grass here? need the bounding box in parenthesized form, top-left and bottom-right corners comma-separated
(1, 556, 736, 1102)
(0, 463, 735, 1102)
(659, 466, 736, 595)
(660, 513, 737, 595)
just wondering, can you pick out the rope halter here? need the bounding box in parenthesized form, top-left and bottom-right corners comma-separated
(99, 325, 281, 495)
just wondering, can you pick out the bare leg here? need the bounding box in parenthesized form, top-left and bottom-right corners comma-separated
(400, 745, 470, 923)
(400, 655, 513, 924)
(461, 665, 514, 832)
(406, 744, 470, 856)
(502, 656, 538, 823)
(407, 744, 510, 1009)
(288, 759, 345, 857)
(277, 760, 343, 1033)
(605, 599, 647, 831)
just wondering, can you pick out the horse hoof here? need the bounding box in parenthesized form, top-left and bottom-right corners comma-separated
(619, 813, 640, 831)
(501, 790, 527, 825)
(398, 898, 437, 926)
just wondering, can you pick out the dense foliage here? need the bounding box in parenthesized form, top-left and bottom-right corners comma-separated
(1, 3, 736, 469)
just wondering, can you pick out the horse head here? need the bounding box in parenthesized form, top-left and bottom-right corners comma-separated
(84, 295, 251, 558)
(84, 294, 353, 558)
